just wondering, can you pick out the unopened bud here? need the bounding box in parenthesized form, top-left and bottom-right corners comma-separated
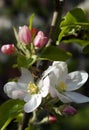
(1, 44, 15, 55)
(63, 105, 77, 115)
(18, 25, 31, 45)
(33, 31, 48, 48)
(48, 116, 57, 122)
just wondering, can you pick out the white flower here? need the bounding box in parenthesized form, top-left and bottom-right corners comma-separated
(43, 61, 89, 103)
(4, 68, 50, 113)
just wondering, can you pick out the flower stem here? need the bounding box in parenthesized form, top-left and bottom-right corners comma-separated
(18, 112, 32, 130)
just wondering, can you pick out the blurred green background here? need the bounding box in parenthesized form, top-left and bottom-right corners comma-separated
(0, 0, 89, 129)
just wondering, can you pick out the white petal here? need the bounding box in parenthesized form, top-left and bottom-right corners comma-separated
(64, 91, 89, 103)
(18, 68, 34, 84)
(49, 87, 58, 98)
(24, 94, 31, 102)
(43, 61, 68, 79)
(17, 82, 27, 90)
(65, 71, 88, 91)
(44, 73, 58, 97)
(49, 86, 72, 103)
(53, 61, 68, 78)
(4, 81, 26, 99)
(12, 90, 26, 99)
(24, 94, 42, 113)
(4, 82, 18, 98)
(53, 61, 67, 70)
(56, 90, 72, 103)
(38, 76, 50, 97)
(48, 72, 58, 87)
(53, 67, 66, 82)
(42, 66, 56, 78)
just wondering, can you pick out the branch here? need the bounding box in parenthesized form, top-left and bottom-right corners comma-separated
(36, 0, 66, 82)
(47, 0, 65, 46)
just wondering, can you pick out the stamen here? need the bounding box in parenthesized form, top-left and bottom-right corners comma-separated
(27, 82, 39, 94)
(57, 81, 66, 93)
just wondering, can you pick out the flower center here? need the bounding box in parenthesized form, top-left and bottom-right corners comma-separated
(27, 82, 39, 94)
(57, 81, 67, 93)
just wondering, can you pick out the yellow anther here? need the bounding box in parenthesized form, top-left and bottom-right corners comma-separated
(27, 82, 39, 94)
(57, 81, 67, 93)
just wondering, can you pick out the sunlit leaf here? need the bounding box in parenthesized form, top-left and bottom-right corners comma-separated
(62, 39, 89, 47)
(58, 8, 89, 43)
(60, 8, 88, 28)
(0, 99, 24, 129)
(29, 14, 35, 30)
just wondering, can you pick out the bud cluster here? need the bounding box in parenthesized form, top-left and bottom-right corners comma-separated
(18, 25, 48, 48)
(1, 25, 48, 56)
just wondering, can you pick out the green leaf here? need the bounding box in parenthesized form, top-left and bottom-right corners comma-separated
(58, 26, 71, 43)
(40, 46, 72, 61)
(62, 38, 89, 47)
(17, 54, 37, 68)
(29, 14, 35, 30)
(13, 27, 19, 43)
(0, 99, 24, 129)
(58, 8, 89, 43)
(60, 8, 88, 28)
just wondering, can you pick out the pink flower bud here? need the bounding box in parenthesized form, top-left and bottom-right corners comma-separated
(33, 31, 48, 48)
(63, 105, 77, 116)
(48, 116, 57, 123)
(1, 44, 15, 55)
(18, 25, 31, 45)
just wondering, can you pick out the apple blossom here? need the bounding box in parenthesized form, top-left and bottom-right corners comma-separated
(43, 61, 89, 103)
(33, 31, 48, 48)
(4, 68, 50, 113)
(1, 44, 15, 55)
(18, 25, 31, 45)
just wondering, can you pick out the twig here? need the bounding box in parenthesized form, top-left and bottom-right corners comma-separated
(40, 0, 65, 74)
(18, 112, 32, 130)
(46, 0, 65, 47)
